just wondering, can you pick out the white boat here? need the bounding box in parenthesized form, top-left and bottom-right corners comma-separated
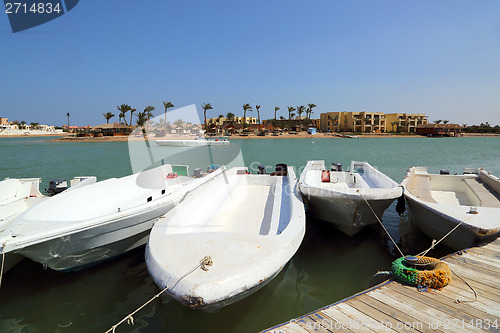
(0, 165, 217, 272)
(145, 165, 305, 310)
(401, 167, 500, 250)
(155, 137, 230, 147)
(298, 160, 402, 236)
(0, 176, 96, 231)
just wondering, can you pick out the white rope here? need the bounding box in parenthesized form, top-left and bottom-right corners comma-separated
(357, 190, 405, 258)
(417, 214, 476, 257)
(106, 256, 213, 333)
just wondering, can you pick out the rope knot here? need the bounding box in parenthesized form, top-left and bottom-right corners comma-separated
(200, 256, 213, 271)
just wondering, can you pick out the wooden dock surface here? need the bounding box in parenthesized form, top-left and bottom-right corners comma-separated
(263, 238, 500, 333)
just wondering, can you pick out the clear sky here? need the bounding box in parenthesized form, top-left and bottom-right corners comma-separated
(1, 0, 500, 126)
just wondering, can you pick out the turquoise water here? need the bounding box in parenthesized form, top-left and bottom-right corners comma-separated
(0, 136, 499, 332)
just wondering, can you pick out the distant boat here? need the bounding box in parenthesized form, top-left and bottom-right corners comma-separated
(298, 160, 402, 235)
(146, 164, 305, 310)
(401, 167, 500, 250)
(0, 165, 217, 272)
(155, 137, 230, 147)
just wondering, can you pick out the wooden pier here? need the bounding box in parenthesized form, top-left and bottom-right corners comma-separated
(264, 238, 500, 332)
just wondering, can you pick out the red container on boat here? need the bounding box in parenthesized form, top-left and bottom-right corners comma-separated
(166, 172, 178, 179)
(321, 170, 330, 182)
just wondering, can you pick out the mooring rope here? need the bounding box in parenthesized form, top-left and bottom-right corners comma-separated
(357, 190, 405, 258)
(106, 256, 213, 333)
(417, 214, 476, 258)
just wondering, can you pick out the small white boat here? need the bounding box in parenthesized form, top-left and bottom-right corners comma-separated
(0, 165, 216, 272)
(298, 160, 402, 236)
(155, 137, 230, 147)
(145, 164, 305, 310)
(401, 167, 500, 250)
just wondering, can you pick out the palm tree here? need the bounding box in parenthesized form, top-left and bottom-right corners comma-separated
(136, 111, 147, 128)
(143, 106, 155, 131)
(201, 103, 213, 133)
(129, 108, 137, 126)
(20, 120, 26, 127)
(287, 106, 296, 130)
(242, 103, 252, 129)
(307, 103, 316, 126)
(103, 112, 115, 124)
(433, 119, 442, 124)
(163, 101, 174, 128)
(390, 121, 398, 132)
(226, 112, 235, 123)
(66, 113, 70, 127)
(296, 105, 305, 131)
(274, 107, 280, 124)
(117, 104, 131, 126)
(256, 105, 261, 132)
(443, 119, 449, 124)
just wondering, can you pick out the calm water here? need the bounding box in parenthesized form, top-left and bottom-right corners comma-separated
(0, 136, 499, 332)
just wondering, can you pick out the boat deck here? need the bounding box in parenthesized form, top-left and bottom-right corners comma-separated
(263, 238, 500, 332)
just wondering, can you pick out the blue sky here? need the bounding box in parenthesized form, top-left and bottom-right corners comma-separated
(1, 0, 500, 126)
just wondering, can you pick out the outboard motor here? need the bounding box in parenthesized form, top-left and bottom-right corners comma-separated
(440, 169, 450, 175)
(193, 168, 203, 178)
(257, 164, 267, 175)
(331, 162, 343, 172)
(47, 178, 67, 196)
(274, 163, 288, 176)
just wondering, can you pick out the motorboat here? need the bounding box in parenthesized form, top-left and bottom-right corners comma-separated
(298, 160, 402, 236)
(0, 165, 217, 272)
(145, 164, 305, 310)
(401, 167, 500, 250)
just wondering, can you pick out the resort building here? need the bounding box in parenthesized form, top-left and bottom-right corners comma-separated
(415, 123, 462, 137)
(320, 111, 387, 133)
(207, 117, 257, 127)
(320, 111, 428, 133)
(0, 117, 8, 125)
(385, 113, 428, 133)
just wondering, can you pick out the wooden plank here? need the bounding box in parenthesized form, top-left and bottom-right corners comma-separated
(442, 284, 500, 316)
(368, 288, 448, 333)
(444, 261, 499, 289)
(306, 312, 352, 333)
(356, 294, 427, 332)
(448, 255, 500, 275)
(345, 296, 416, 333)
(461, 252, 500, 269)
(450, 273, 500, 302)
(264, 321, 310, 333)
(319, 307, 376, 333)
(390, 283, 491, 332)
(292, 316, 333, 333)
(333, 302, 398, 333)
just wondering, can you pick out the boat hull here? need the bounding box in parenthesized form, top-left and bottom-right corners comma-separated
(302, 192, 394, 236)
(155, 140, 229, 147)
(405, 195, 500, 250)
(14, 201, 176, 271)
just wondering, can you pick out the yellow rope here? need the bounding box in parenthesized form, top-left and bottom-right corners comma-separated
(0, 242, 6, 290)
(106, 256, 212, 333)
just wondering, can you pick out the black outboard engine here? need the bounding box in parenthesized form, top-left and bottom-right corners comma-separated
(193, 168, 203, 178)
(440, 169, 450, 175)
(331, 162, 343, 172)
(257, 164, 266, 175)
(47, 178, 67, 196)
(274, 163, 288, 176)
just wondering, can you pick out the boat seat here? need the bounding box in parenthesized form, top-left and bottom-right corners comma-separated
(462, 178, 500, 208)
(410, 175, 437, 203)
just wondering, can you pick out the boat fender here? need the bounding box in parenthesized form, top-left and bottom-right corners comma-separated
(395, 191, 406, 216)
(321, 170, 330, 182)
(391, 256, 451, 290)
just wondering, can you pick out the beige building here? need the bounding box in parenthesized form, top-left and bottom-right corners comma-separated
(320, 111, 427, 133)
(0, 117, 8, 125)
(207, 116, 257, 126)
(385, 113, 428, 133)
(320, 111, 386, 133)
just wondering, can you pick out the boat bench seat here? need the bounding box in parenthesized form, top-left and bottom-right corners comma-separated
(462, 178, 500, 208)
(410, 175, 437, 203)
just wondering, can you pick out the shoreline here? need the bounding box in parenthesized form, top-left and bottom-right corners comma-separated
(0, 132, 493, 142)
